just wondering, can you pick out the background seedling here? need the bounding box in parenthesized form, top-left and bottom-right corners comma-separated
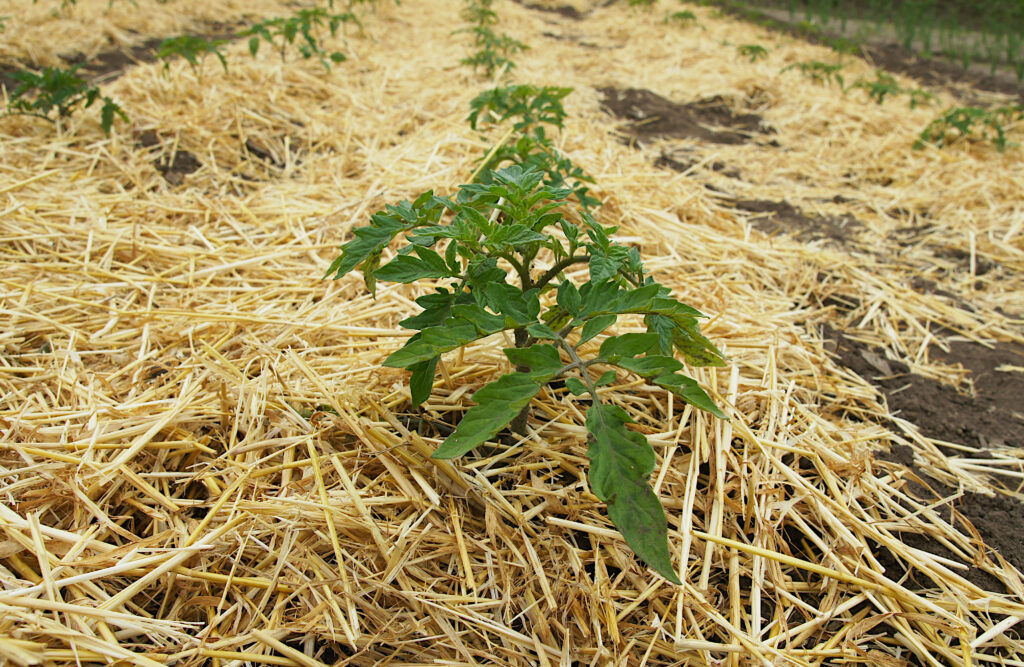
(242, 7, 358, 71)
(4, 65, 127, 135)
(915, 105, 1024, 151)
(461, 27, 528, 78)
(738, 43, 768, 62)
(468, 84, 600, 210)
(782, 60, 845, 88)
(459, 0, 528, 78)
(157, 35, 229, 79)
(665, 10, 698, 24)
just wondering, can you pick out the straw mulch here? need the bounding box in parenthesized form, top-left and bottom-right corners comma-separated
(1, 0, 1023, 664)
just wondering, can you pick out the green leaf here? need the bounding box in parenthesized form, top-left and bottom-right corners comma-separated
(578, 314, 617, 346)
(527, 323, 559, 340)
(595, 370, 617, 387)
(585, 403, 680, 583)
(400, 292, 456, 330)
(599, 333, 661, 361)
(504, 344, 562, 371)
(612, 355, 682, 377)
(611, 356, 727, 420)
(385, 303, 526, 368)
(324, 216, 405, 279)
(566, 377, 587, 396)
(409, 356, 439, 407)
(433, 371, 557, 459)
(588, 254, 620, 283)
(374, 254, 452, 283)
(556, 280, 581, 315)
(669, 320, 728, 367)
(650, 373, 728, 420)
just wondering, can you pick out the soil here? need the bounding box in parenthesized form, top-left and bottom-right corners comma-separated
(137, 130, 203, 184)
(598, 87, 772, 145)
(0, 22, 242, 92)
(824, 326, 1024, 452)
(727, 197, 864, 245)
(707, 2, 1024, 102)
(511, 1, 586, 21)
(824, 325, 1024, 585)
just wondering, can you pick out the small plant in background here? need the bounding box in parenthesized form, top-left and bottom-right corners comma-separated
(157, 35, 229, 79)
(459, 0, 528, 79)
(4, 65, 127, 135)
(468, 84, 600, 210)
(907, 88, 936, 109)
(326, 162, 727, 584)
(461, 27, 529, 78)
(737, 43, 768, 62)
(850, 70, 935, 108)
(782, 60, 845, 88)
(628, 0, 658, 7)
(665, 10, 698, 24)
(915, 105, 1024, 151)
(242, 7, 358, 71)
(851, 70, 901, 104)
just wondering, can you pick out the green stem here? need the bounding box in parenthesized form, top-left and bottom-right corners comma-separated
(534, 255, 589, 290)
(556, 334, 600, 397)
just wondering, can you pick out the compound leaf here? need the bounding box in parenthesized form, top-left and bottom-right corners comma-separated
(433, 371, 557, 459)
(586, 403, 679, 583)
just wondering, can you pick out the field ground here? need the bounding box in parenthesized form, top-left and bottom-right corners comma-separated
(1, 0, 1023, 665)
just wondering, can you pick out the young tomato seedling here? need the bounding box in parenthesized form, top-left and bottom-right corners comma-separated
(468, 84, 600, 210)
(4, 65, 127, 135)
(157, 35, 230, 80)
(242, 8, 358, 71)
(326, 160, 727, 583)
(737, 44, 768, 63)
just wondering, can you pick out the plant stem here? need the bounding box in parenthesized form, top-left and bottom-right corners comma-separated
(509, 325, 531, 435)
(534, 255, 589, 290)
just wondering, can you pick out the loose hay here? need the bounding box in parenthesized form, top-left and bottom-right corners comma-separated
(1, 0, 1023, 665)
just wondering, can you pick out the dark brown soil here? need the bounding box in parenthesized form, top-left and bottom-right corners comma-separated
(825, 326, 1024, 452)
(878, 443, 1024, 595)
(598, 87, 771, 145)
(823, 325, 1024, 586)
(728, 197, 864, 245)
(0, 22, 242, 92)
(138, 131, 203, 184)
(706, 2, 1024, 103)
(509, 0, 585, 20)
(654, 152, 741, 178)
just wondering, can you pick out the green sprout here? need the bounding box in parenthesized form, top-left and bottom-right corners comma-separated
(242, 8, 359, 71)
(737, 44, 768, 62)
(468, 84, 600, 210)
(461, 26, 528, 78)
(665, 10, 697, 24)
(782, 60, 845, 88)
(4, 65, 127, 135)
(157, 35, 229, 79)
(915, 105, 1024, 151)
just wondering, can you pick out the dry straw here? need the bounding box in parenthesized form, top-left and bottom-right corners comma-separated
(1, 0, 1023, 664)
